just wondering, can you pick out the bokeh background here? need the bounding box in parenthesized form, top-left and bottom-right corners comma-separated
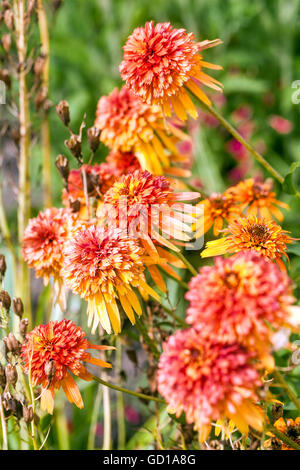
(1, 0, 300, 449)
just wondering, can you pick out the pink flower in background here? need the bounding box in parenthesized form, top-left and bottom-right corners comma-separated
(125, 405, 141, 425)
(269, 115, 293, 134)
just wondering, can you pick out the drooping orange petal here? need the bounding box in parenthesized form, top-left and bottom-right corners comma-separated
(61, 373, 84, 409)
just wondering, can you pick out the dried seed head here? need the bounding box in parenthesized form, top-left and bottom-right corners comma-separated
(3, 333, 21, 356)
(2, 33, 11, 52)
(0, 254, 6, 281)
(0, 69, 11, 88)
(34, 54, 46, 77)
(44, 359, 56, 381)
(22, 405, 34, 424)
(56, 100, 70, 127)
(5, 364, 18, 387)
(0, 290, 11, 311)
(34, 86, 48, 110)
(87, 126, 100, 153)
(65, 134, 81, 159)
(55, 154, 69, 181)
(272, 403, 283, 424)
(3, 9, 13, 30)
(12, 297, 24, 319)
(19, 318, 29, 338)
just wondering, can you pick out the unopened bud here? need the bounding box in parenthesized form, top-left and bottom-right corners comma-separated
(3, 9, 13, 30)
(27, 0, 36, 17)
(0, 364, 5, 388)
(23, 405, 34, 424)
(0, 290, 11, 311)
(0, 69, 11, 88)
(44, 360, 56, 381)
(65, 134, 81, 159)
(0, 254, 6, 281)
(34, 54, 46, 77)
(56, 100, 70, 127)
(87, 126, 100, 153)
(55, 154, 69, 181)
(19, 318, 29, 338)
(12, 297, 24, 319)
(5, 364, 17, 387)
(3, 333, 21, 356)
(2, 33, 11, 52)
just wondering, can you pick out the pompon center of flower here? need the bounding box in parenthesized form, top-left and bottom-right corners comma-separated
(248, 223, 270, 242)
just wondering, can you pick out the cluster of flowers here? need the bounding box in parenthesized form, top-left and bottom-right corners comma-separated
(20, 20, 299, 444)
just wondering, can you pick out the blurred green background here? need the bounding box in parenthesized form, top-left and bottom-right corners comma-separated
(1, 0, 300, 449)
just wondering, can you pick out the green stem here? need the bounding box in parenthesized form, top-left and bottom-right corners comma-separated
(176, 251, 197, 277)
(268, 425, 300, 450)
(160, 303, 188, 328)
(198, 100, 284, 185)
(92, 375, 165, 404)
(0, 394, 8, 450)
(135, 316, 160, 359)
(116, 338, 126, 450)
(273, 369, 300, 413)
(28, 354, 38, 450)
(87, 384, 102, 450)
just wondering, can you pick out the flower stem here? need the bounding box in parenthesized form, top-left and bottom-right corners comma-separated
(268, 425, 300, 450)
(28, 354, 38, 450)
(0, 394, 8, 450)
(37, 0, 52, 208)
(13, 0, 32, 327)
(135, 316, 160, 359)
(272, 369, 300, 413)
(92, 375, 166, 404)
(116, 338, 126, 450)
(176, 251, 197, 277)
(198, 100, 284, 185)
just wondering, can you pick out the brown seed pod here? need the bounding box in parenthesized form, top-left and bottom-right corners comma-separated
(44, 359, 56, 382)
(22, 405, 34, 424)
(87, 126, 100, 153)
(19, 318, 29, 338)
(65, 134, 82, 159)
(0, 290, 11, 311)
(3, 333, 21, 356)
(0, 69, 11, 88)
(55, 154, 69, 181)
(56, 100, 70, 127)
(12, 297, 24, 319)
(2, 33, 11, 52)
(0, 254, 6, 281)
(5, 364, 18, 387)
(3, 9, 13, 31)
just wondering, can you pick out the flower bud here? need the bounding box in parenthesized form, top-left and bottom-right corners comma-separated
(0, 364, 5, 389)
(65, 134, 81, 159)
(0, 69, 11, 88)
(56, 100, 70, 127)
(87, 126, 100, 153)
(3, 333, 21, 356)
(2, 33, 11, 52)
(55, 154, 69, 181)
(12, 297, 24, 319)
(0, 290, 11, 311)
(44, 360, 56, 381)
(5, 364, 18, 387)
(19, 318, 29, 338)
(34, 54, 46, 77)
(0, 254, 6, 281)
(23, 405, 34, 424)
(3, 9, 13, 30)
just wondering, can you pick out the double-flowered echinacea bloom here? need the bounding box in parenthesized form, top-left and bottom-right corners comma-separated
(22, 207, 71, 310)
(186, 251, 295, 368)
(201, 215, 293, 270)
(120, 21, 223, 120)
(62, 225, 159, 335)
(157, 328, 263, 442)
(21, 319, 114, 414)
(95, 85, 190, 175)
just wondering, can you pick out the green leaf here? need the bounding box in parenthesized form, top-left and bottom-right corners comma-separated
(283, 162, 300, 196)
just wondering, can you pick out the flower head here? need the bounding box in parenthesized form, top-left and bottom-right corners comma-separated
(106, 149, 141, 175)
(186, 252, 294, 367)
(62, 225, 159, 334)
(120, 21, 222, 120)
(201, 215, 293, 270)
(157, 328, 263, 441)
(23, 208, 71, 309)
(197, 192, 242, 237)
(226, 178, 289, 221)
(21, 319, 113, 414)
(95, 86, 188, 175)
(103, 169, 200, 262)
